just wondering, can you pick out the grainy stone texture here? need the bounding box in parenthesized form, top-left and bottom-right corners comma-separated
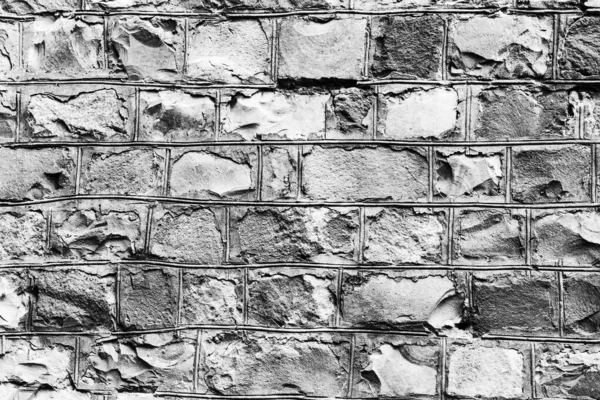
(560, 17, 600, 79)
(564, 273, 600, 336)
(0, 208, 46, 262)
(326, 88, 374, 139)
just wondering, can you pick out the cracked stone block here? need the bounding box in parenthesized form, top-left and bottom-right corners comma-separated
(560, 16, 600, 79)
(182, 269, 243, 325)
(532, 210, 600, 266)
(0, 337, 75, 390)
(341, 270, 464, 330)
(80, 148, 166, 196)
(302, 146, 428, 201)
(352, 335, 440, 397)
(0, 22, 19, 79)
(149, 205, 225, 264)
(536, 343, 600, 398)
(449, 14, 552, 79)
(454, 209, 525, 265)
(119, 266, 178, 330)
(169, 147, 257, 200)
(221, 90, 329, 140)
(0, 270, 30, 331)
(22, 86, 134, 142)
(0, 0, 78, 13)
(89, 0, 345, 12)
(23, 17, 105, 79)
(109, 16, 184, 82)
(278, 17, 367, 81)
(261, 146, 298, 200)
(564, 273, 600, 337)
(139, 90, 215, 142)
(31, 265, 116, 332)
(230, 207, 359, 264)
(248, 268, 336, 327)
(378, 86, 464, 140)
(473, 272, 559, 336)
(512, 145, 591, 203)
(78, 332, 195, 392)
(0, 208, 46, 262)
(325, 88, 374, 139)
(434, 149, 504, 202)
(0, 87, 16, 142)
(187, 19, 272, 84)
(0, 148, 76, 201)
(364, 208, 446, 264)
(448, 341, 529, 398)
(371, 15, 443, 79)
(472, 86, 573, 141)
(199, 331, 350, 396)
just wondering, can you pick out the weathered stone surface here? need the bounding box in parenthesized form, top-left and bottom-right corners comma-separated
(109, 17, 184, 81)
(472, 87, 572, 140)
(261, 146, 298, 200)
(342, 270, 464, 330)
(79, 333, 195, 392)
(119, 266, 178, 329)
(0, 88, 16, 142)
(0, 148, 76, 201)
(150, 205, 225, 263)
(564, 273, 600, 336)
(449, 15, 552, 79)
(221, 91, 328, 140)
(248, 268, 336, 327)
(302, 146, 428, 201)
(435, 150, 504, 201)
(182, 269, 243, 325)
(169, 148, 257, 199)
(454, 209, 525, 264)
(139, 90, 215, 142)
(0, 22, 19, 78)
(81, 148, 165, 196)
(354, 0, 511, 8)
(353, 335, 439, 397)
(379, 87, 462, 140)
(278, 18, 367, 80)
(560, 17, 600, 79)
(187, 20, 271, 84)
(364, 208, 446, 264)
(448, 343, 526, 398)
(0, 385, 92, 400)
(199, 332, 349, 396)
(575, 90, 600, 139)
(473, 272, 559, 336)
(0, 209, 46, 261)
(325, 88, 374, 139)
(230, 207, 359, 264)
(0, 0, 78, 13)
(0, 271, 29, 331)
(31, 266, 116, 332)
(89, 0, 345, 12)
(512, 145, 591, 203)
(371, 15, 443, 79)
(532, 210, 600, 266)
(23, 17, 105, 79)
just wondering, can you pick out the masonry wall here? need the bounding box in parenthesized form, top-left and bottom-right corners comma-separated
(1, 0, 600, 399)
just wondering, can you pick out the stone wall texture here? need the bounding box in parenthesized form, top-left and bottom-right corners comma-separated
(0, 1, 600, 400)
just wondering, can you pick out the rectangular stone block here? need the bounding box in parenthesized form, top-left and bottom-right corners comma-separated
(472, 271, 559, 336)
(564, 273, 600, 337)
(0, 207, 47, 262)
(512, 145, 591, 203)
(325, 87, 374, 139)
(302, 146, 429, 201)
(261, 145, 298, 200)
(169, 147, 258, 199)
(559, 16, 600, 79)
(0, 86, 16, 142)
(0, 0, 78, 13)
(198, 331, 350, 396)
(449, 15, 552, 79)
(21, 85, 135, 142)
(278, 17, 367, 81)
(248, 268, 336, 327)
(0, 270, 30, 331)
(341, 270, 464, 331)
(230, 206, 359, 264)
(139, 89, 215, 142)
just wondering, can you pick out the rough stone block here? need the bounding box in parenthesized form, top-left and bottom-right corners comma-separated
(278, 17, 367, 80)
(248, 268, 336, 327)
(512, 145, 591, 203)
(325, 88, 374, 139)
(139, 90, 215, 142)
(88, 0, 345, 12)
(371, 15, 443, 79)
(0, 270, 30, 331)
(261, 146, 298, 200)
(449, 15, 552, 79)
(0, 87, 16, 142)
(80, 148, 166, 196)
(354, 0, 510, 8)
(230, 206, 359, 264)
(0, 0, 78, 13)
(119, 266, 178, 329)
(473, 271, 559, 336)
(560, 16, 600, 79)
(149, 205, 225, 264)
(564, 273, 600, 337)
(302, 146, 429, 201)
(0, 385, 92, 400)
(341, 270, 464, 330)
(187, 19, 272, 84)
(0, 148, 76, 201)
(0, 22, 19, 79)
(0, 208, 46, 262)
(169, 147, 257, 199)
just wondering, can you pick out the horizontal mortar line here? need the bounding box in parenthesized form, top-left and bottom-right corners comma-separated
(0, 79, 276, 89)
(154, 393, 401, 400)
(483, 334, 600, 344)
(360, 79, 600, 86)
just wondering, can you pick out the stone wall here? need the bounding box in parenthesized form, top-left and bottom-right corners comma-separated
(0, 0, 599, 399)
